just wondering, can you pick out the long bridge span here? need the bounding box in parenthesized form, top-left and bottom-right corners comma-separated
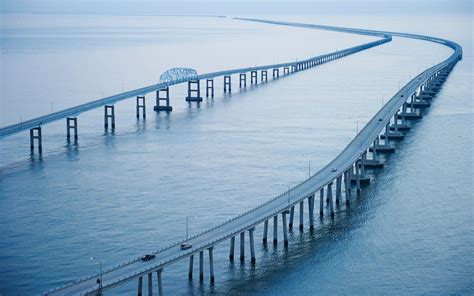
(40, 18, 462, 295)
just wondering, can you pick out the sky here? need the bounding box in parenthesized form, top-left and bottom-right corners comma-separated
(1, 0, 472, 15)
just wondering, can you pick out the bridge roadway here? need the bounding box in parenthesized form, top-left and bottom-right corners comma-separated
(0, 24, 389, 139)
(45, 19, 462, 295)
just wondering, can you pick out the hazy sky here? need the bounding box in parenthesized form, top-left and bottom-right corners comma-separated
(1, 0, 472, 15)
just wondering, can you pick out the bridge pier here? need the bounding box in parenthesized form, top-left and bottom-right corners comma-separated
(249, 228, 256, 262)
(291, 65, 297, 72)
(319, 187, 324, 216)
(229, 236, 235, 260)
(206, 79, 214, 98)
(251, 71, 257, 84)
(328, 182, 334, 217)
(208, 247, 215, 283)
(154, 87, 172, 112)
(299, 201, 304, 230)
(199, 251, 204, 281)
(335, 175, 342, 204)
(283, 67, 289, 75)
(147, 272, 152, 296)
(239, 73, 247, 88)
(308, 194, 315, 229)
(66, 117, 78, 140)
(224, 75, 232, 93)
(273, 215, 278, 244)
(289, 205, 295, 229)
(104, 105, 115, 129)
(261, 70, 267, 82)
(240, 232, 245, 262)
(186, 80, 202, 102)
(344, 170, 351, 204)
(156, 269, 163, 296)
(263, 220, 268, 243)
(188, 255, 194, 279)
(365, 139, 384, 169)
(137, 276, 143, 296)
(272, 68, 279, 79)
(282, 211, 289, 246)
(136, 96, 146, 118)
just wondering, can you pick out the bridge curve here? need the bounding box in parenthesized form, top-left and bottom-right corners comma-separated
(44, 18, 461, 295)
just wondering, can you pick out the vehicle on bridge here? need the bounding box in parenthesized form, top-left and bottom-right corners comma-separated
(141, 254, 156, 261)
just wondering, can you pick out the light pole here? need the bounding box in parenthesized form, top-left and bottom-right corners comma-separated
(308, 160, 311, 178)
(287, 185, 291, 207)
(186, 216, 197, 240)
(90, 257, 103, 295)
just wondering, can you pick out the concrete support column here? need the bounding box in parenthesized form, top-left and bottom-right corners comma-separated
(155, 87, 172, 112)
(372, 140, 378, 160)
(336, 175, 342, 204)
(66, 117, 78, 140)
(283, 67, 289, 75)
(272, 68, 279, 79)
(410, 94, 416, 114)
(299, 201, 304, 230)
(156, 269, 163, 296)
(282, 211, 289, 246)
(384, 123, 390, 146)
(319, 187, 324, 216)
(344, 170, 351, 204)
(249, 228, 256, 263)
(262, 220, 268, 243)
(206, 79, 214, 98)
(199, 251, 204, 282)
(104, 105, 115, 129)
(251, 71, 257, 84)
(361, 152, 367, 175)
(289, 206, 295, 229)
(147, 272, 153, 296)
(224, 76, 232, 93)
(136, 95, 146, 118)
(308, 194, 315, 229)
(328, 182, 335, 217)
(393, 112, 399, 132)
(355, 160, 361, 193)
(186, 80, 202, 102)
(229, 236, 235, 261)
(208, 247, 215, 283)
(137, 276, 143, 296)
(188, 255, 194, 279)
(261, 70, 267, 82)
(240, 232, 245, 262)
(239, 73, 247, 88)
(273, 215, 278, 244)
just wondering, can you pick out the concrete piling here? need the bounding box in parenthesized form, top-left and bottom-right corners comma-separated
(208, 247, 215, 283)
(199, 251, 204, 281)
(156, 269, 163, 296)
(229, 236, 235, 261)
(154, 87, 172, 112)
(249, 228, 256, 262)
(66, 117, 78, 140)
(240, 232, 245, 262)
(299, 201, 304, 230)
(136, 96, 146, 118)
(273, 215, 278, 244)
(206, 79, 214, 98)
(104, 105, 115, 129)
(224, 76, 232, 93)
(262, 220, 268, 243)
(188, 255, 194, 279)
(282, 211, 288, 246)
(320, 187, 324, 216)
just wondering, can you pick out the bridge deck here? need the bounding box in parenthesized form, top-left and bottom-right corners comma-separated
(45, 18, 461, 296)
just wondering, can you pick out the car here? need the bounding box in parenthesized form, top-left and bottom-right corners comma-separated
(331, 168, 337, 172)
(379, 118, 383, 121)
(141, 254, 156, 261)
(180, 243, 192, 250)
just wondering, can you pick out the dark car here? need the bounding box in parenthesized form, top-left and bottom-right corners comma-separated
(180, 243, 192, 250)
(141, 254, 156, 261)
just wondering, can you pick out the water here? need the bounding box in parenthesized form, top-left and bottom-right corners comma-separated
(0, 11, 473, 295)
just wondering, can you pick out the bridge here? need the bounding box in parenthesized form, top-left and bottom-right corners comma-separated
(37, 18, 462, 295)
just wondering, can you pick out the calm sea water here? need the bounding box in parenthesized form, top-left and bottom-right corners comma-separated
(0, 12, 472, 295)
